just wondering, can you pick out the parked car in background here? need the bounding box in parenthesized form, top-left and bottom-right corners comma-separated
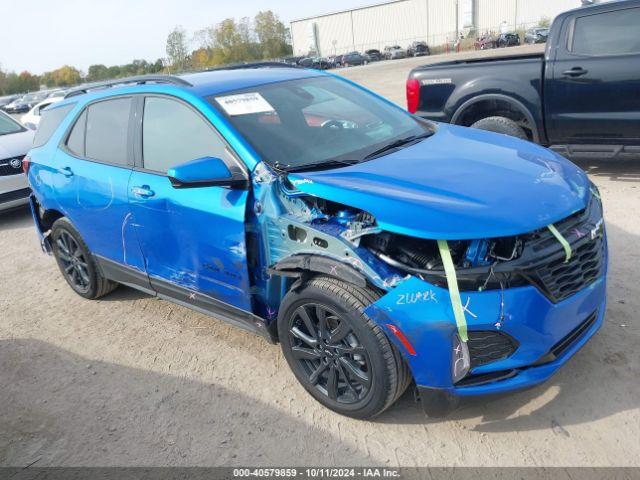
(0, 110, 34, 212)
(26, 69, 607, 419)
(497, 32, 521, 48)
(21, 97, 62, 130)
(364, 49, 383, 62)
(298, 57, 331, 70)
(47, 90, 67, 99)
(407, 41, 430, 57)
(283, 56, 304, 66)
(384, 45, 406, 59)
(330, 55, 344, 68)
(475, 34, 496, 50)
(341, 52, 367, 67)
(525, 27, 550, 44)
(407, 0, 640, 159)
(3, 92, 48, 114)
(0, 95, 19, 109)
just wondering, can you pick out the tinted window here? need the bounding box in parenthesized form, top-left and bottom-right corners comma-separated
(572, 8, 640, 56)
(66, 110, 87, 157)
(85, 97, 132, 165)
(32, 104, 74, 148)
(143, 97, 232, 173)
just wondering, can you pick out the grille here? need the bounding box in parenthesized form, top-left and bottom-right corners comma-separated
(535, 236, 604, 302)
(467, 330, 518, 367)
(520, 196, 605, 303)
(0, 156, 24, 176)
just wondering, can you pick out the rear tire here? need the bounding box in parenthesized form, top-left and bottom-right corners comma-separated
(51, 217, 118, 299)
(470, 116, 528, 140)
(278, 276, 411, 419)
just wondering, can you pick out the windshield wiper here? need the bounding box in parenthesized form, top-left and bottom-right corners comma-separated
(284, 158, 361, 173)
(362, 132, 432, 161)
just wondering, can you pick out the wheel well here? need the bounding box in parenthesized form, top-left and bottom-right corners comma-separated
(40, 209, 65, 231)
(454, 98, 537, 142)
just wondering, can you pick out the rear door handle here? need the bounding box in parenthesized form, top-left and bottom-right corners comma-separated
(58, 166, 74, 177)
(562, 67, 588, 77)
(131, 185, 155, 198)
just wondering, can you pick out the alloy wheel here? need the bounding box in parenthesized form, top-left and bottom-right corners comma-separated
(55, 230, 91, 292)
(288, 303, 372, 404)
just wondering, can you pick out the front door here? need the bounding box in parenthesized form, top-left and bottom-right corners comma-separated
(127, 95, 252, 312)
(546, 5, 640, 144)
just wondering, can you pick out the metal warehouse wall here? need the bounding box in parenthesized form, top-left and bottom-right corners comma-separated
(290, 0, 582, 56)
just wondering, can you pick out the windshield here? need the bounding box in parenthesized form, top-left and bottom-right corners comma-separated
(0, 111, 25, 136)
(210, 76, 431, 171)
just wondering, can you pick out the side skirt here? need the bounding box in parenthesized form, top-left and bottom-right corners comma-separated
(94, 255, 275, 343)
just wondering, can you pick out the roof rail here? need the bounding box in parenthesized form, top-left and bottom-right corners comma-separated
(206, 61, 301, 72)
(64, 75, 192, 99)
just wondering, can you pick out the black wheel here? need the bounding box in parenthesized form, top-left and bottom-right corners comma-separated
(278, 276, 411, 419)
(51, 217, 118, 299)
(470, 116, 528, 140)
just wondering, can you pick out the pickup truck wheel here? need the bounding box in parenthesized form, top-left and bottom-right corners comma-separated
(471, 116, 528, 140)
(51, 217, 118, 299)
(278, 276, 411, 419)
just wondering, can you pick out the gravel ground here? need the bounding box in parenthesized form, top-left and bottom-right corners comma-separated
(1, 46, 639, 467)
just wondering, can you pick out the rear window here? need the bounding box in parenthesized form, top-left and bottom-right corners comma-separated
(32, 103, 75, 148)
(85, 97, 132, 165)
(572, 7, 640, 56)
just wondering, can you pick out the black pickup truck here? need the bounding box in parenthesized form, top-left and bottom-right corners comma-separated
(406, 0, 640, 159)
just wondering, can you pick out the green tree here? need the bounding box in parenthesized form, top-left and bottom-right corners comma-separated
(254, 10, 292, 59)
(87, 64, 110, 82)
(166, 26, 189, 72)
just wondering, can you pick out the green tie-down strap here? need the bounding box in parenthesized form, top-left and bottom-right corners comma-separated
(437, 240, 468, 343)
(547, 224, 572, 263)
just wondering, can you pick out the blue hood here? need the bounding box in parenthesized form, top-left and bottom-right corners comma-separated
(288, 124, 590, 240)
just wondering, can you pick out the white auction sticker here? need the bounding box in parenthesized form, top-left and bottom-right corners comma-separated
(215, 92, 275, 116)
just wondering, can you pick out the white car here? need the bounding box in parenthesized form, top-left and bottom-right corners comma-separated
(0, 110, 34, 212)
(21, 97, 62, 130)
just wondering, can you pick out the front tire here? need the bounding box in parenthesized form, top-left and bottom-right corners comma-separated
(51, 217, 118, 299)
(278, 276, 411, 419)
(470, 116, 528, 140)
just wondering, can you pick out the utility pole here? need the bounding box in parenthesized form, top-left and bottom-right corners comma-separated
(455, 0, 459, 41)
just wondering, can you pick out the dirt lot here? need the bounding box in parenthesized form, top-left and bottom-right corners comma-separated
(1, 46, 639, 467)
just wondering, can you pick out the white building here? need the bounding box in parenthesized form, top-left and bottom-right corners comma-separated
(290, 0, 583, 57)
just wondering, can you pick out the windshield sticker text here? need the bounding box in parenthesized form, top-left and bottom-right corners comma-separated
(215, 92, 275, 116)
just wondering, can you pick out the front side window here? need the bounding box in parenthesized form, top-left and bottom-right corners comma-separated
(572, 8, 640, 56)
(85, 97, 132, 165)
(210, 76, 431, 171)
(142, 96, 233, 173)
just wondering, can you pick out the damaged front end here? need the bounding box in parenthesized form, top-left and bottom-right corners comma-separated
(248, 162, 607, 415)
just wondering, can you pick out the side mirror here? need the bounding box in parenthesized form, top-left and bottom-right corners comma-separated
(167, 156, 248, 189)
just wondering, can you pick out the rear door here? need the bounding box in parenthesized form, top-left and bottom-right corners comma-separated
(127, 95, 252, 311)
(53, 96, 149, 284)
(546, 5, 640, 144)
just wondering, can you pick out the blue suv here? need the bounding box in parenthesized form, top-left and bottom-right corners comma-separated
(26, 66, 607, 419)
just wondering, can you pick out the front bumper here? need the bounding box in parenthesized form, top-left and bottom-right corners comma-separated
(0, 173, 30, 212)
(365, 255, 607, 416)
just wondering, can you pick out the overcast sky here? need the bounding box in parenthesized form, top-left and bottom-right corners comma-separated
(2, 0, 373, 74)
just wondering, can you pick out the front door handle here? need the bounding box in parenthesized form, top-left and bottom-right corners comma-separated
(562, 67, 588, 77)
(131, 185, 155, 198)
(58, 166, 74, 177)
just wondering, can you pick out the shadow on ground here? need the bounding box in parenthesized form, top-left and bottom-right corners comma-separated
(0, 338, 373, 467)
